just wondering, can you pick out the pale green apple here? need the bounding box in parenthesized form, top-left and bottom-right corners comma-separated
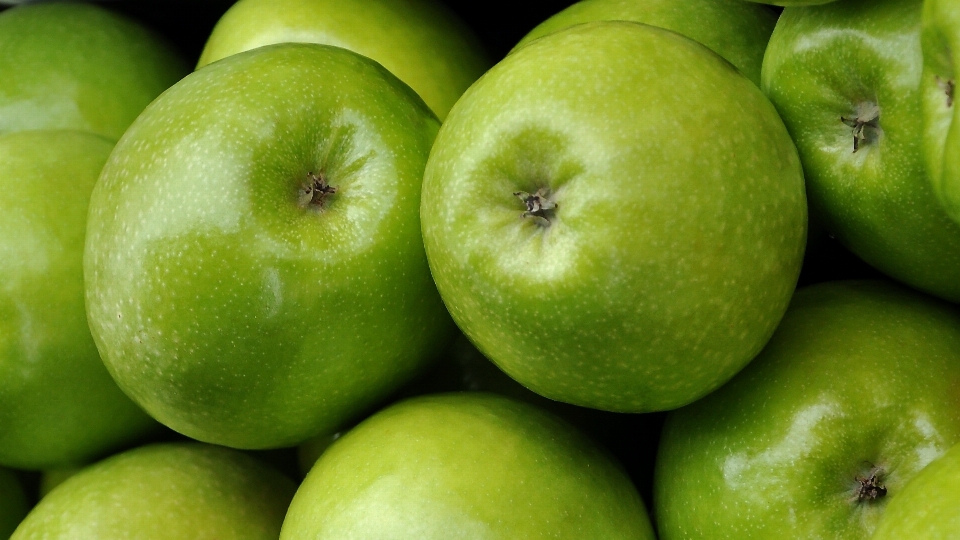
(11, 443, 295, 539)
(0, 2, 187, 141)
(514, 0, 777, 86)
(0, 130, 158, 470)
(197, 0, 489, 120)
(872, 440, 960, 539)
(421, 22, 806, 412)
(921, 0, 960, 222)
(762, 0, 960, 302)
(655, 280, 960, 539)
(85, 43, 455, 449)
(282, 393, 655, 539)
(0, 468, 28, 539)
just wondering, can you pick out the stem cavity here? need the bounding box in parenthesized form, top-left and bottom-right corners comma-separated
(840, 102, 881, 154)
(513, 188, 557, 227)
(300, 171, 337, 210)
(853, 466, 887, 503)
(937, 76, 955, 108)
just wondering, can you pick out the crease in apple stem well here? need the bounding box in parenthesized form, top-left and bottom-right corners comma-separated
(514, 188, 557, 227)
(936, 76, 955, 108)
(840, 104, 880, 154)
(301, 171, 337, 209)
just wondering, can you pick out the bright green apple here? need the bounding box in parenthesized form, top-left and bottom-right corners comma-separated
(762, 0, 960, 302)
(514, 0, 777, 86)
(421, 22, 806, 413)
(0, 130, 158, 470)
(0, 468, 28, 539)
(282, 393, 655, 538)
(85, 43, 455, 449)
(197, 0, 489, 120)
(921, 0, 960, 222)
(655, 280, 960, 539)
(0, 3, 187, 141)
(872, 440, 960, 539)
(11, 443, 295, 539)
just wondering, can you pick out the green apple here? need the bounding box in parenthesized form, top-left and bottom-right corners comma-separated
(197, 0, 489, 120)
(0, 130, 158, 470)
(0, 3, 187, 141)
(921, 0, 960, 222)
(11, 443, 295, 539)
(282, 393, 655, 538)
(762, 0, 960, 302)
(655, 280, 960, 539)
(872, 440, 960, 539)
(421, 22, 806, 413)
(0, 468, 28, 539)
(85, 43, 455, 449)
(514, 0, 777, 86)
(38, 466, 82, 499)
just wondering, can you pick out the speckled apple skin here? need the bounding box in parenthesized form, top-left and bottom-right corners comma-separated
(0, 468, 28, 538)
(281, 393, 655, 539)
(656, 280, 960, 540)
(872, 441, 960, 539)
(513, 0, 777, 87)
(762, 0, 960, 302)
(84, 44, 455, 449)
(421, 22, 807, 412)
(0, 131, 158, 470)
(197, 0, 489, 121)
(0, 3, 187, 141)
(11, 443, 296, 540)
(922, 0, 960, 222)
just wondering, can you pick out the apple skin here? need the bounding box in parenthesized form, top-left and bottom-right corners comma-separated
(0, 468, 28, 539)
(421, 22, 806, 413)
(196, 0, 489, 120)
(762, 0, 960, 302)
(655, 280, 960, 539)
(513, 0, 777, 86)
(921, 0, 960, 222)
(0, 3, 187, 141)
(282, 392, 655, 539)
(11, 443, 295, 539)
(872, 441, 960, 539)
(85, 43, 455, 450)
(0, 130, 159, 470)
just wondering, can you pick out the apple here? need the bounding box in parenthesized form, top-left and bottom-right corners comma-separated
(0, 468, 28, 539)
(762, 0, 960, 302)
(0, 2, 187, 141)
(513, 0, 777, 87)
(921, 0, 960, 222)
(85, 43, 456, 450)
(282, 392, 655, 538)
(655, 280, 960, 539)
(196, 0, 489, 120)
(0, 130, 159, 470)
(871, 440, 960, 539)
(420, 21, 807, 413)
(11, 443, 296, 539)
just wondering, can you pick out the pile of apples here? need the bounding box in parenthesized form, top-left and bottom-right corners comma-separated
(2, 0, 960, 537)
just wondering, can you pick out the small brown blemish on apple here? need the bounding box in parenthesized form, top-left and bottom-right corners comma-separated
(937, 76, 955, 108)
(300, 172, 337, 210)
(513, 188, 557, 227)
(840, 103, 880, 154)
(852, 466, 887, 503)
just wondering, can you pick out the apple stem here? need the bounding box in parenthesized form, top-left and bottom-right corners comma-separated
(301, 172, 337, 209)
(853, 466, 887, 503)
(840, 103, 880, 154)
(937, 76, 955, 108)
(513, 188, 557, 227)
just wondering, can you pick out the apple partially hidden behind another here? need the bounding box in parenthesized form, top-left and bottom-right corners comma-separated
(514, 0, 777, 86)
(0, 468, 28, 539)
(0, 131, 159, 470)
(282, 393, 655, 539)
(0, 3, 187, 141)
(85, 43, 455, 450)
(197, 0, 489, 120)
(921, 0, 960, 222)
(872, 441, 960, 539)
(421, 22, 806, 413)
(655, 280, 960, 540)
(11, 444, 295, 540)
